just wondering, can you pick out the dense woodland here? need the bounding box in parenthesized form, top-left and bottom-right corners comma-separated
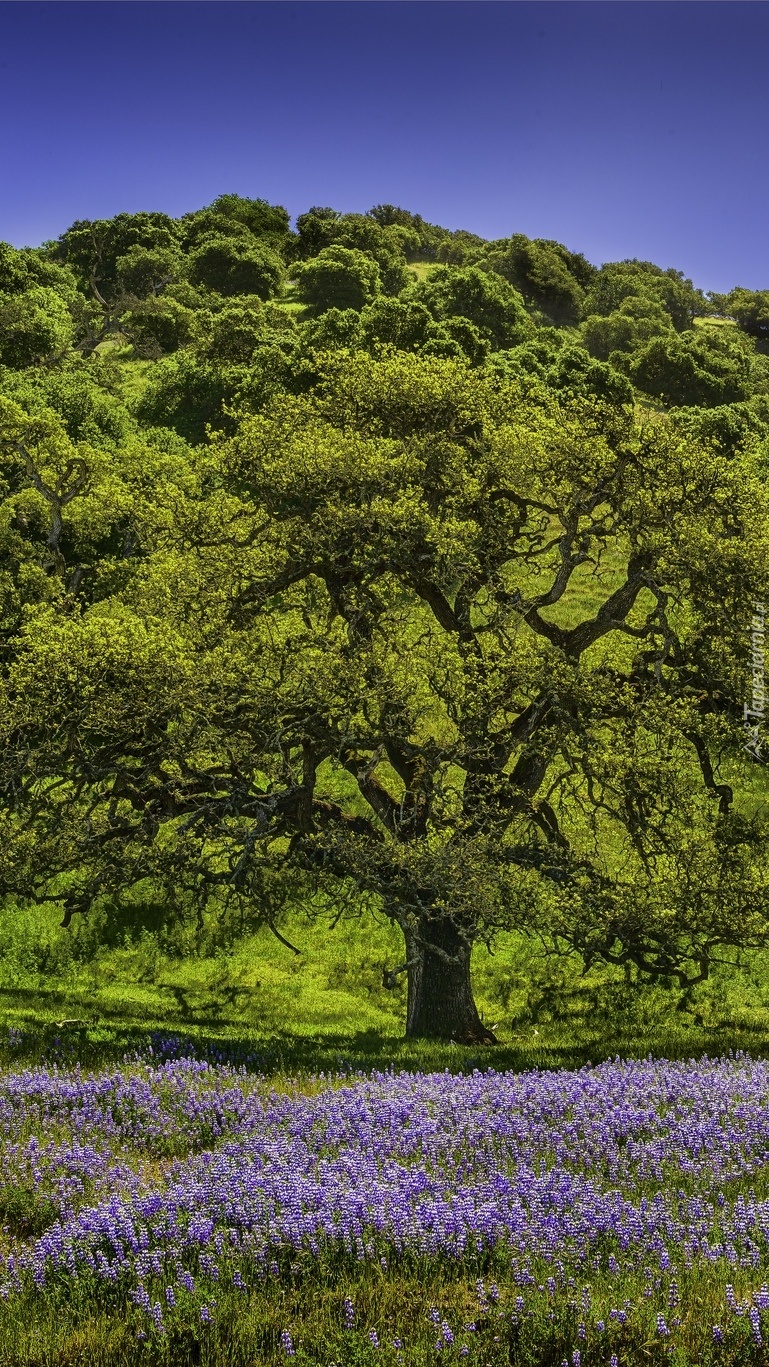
(2, 195, 769, 1043)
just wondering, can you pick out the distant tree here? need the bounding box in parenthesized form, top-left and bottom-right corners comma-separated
(492, 335, 632, 407)
(190, 298, 265, 363)
(115, 245, 183, 300)
(122, 296, 197, 359)
(179, 212, 255, 252)
(204, 194, 291, 243)
(428, 317, 490, 366)
(434, 229, 488, 265)
(359, 297, 445, 353)
(301, 308, 363, 353)
(295, 246, 382, 314)
(132, 351, 246, 444)
(367, 206, 447, 261)
(187, 236, 285, 299)
(367, 205, 423, 229)
(295, 212, 409, 295)
(583, 261, 706, 331)
(724, 289, 769, 341)
(408, 265, 532, 350)
(293, 207, 343, 259)
(0, 363, 133, 447)
(581, 296, 673, 361)
(547, 344, 634, 406)
(0, 242, 80, 302)
(629, 332, 753, 408)
(482, 235, 588, 327)
(668, 402, 769, 458)
(46, 212, 182, 356)
(0, 287, 75, 368)
(180, 197, 293, 261)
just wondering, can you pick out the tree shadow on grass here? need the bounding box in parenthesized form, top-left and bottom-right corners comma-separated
(1, 995, 768, 1077)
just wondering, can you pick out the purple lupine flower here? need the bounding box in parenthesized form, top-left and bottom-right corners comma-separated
(280, 1329, 296, 1356)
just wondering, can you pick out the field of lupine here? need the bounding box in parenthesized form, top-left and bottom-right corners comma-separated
(3, 1035, 769, 1363)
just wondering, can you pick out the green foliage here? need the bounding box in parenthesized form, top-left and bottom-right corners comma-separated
(3, 192, 769, 1045)
(132, 349, 246, 442)
(0, 240, 80, 304)
(482, 234, 591, 326)
(294, 211, 409, 294)
(115, 242, 183, 298)
(668, 401, 769, 458)
(0, 362, 134, 445)
(628, 329, 754, 407)
(724, 287, 769, 340)
(295, 245, 383, 314)
(187, 234, 285, 299)
(0, 1183, 60, 1238)
(434, 228, 488, 264)
(407, 264, 533, 350)
(121, 295, 197, 358)
(359, 297, 435, 351)
(4, 344, 768, 1048)
(302, 307, 364, 353)
(367, 204, 451, 261)
(0, 286, 75, 367)
(193, 297, 273, 363)
(583, 259, 707, 330)
(50, 212, 181, 302)
(489, 334, 633, 406)
(189, 193, 292, 248)
(581, 294, 674, 360)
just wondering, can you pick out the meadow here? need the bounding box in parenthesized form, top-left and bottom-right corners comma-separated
(5, 905, 769, 1364)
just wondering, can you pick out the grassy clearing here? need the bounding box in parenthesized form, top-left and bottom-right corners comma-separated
(693, 316, 737, 329)
(407, 261, 438, 282)
(4, 894, 769, 1076)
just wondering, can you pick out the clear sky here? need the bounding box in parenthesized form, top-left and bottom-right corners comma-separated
(1, 0, 767, 294)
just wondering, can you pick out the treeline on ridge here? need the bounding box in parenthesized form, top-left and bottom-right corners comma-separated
(0, 193, 767, 449)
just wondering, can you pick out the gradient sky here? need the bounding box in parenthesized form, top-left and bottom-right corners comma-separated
(1, 1, 767, 294)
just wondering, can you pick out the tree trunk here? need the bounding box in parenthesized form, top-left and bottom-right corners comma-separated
(404, 917, 497, 1044)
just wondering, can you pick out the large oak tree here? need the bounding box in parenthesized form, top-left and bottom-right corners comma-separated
(2, 352, 769, 1041)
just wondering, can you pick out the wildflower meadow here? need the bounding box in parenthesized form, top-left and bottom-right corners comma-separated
(2, 1033, 769, 1364)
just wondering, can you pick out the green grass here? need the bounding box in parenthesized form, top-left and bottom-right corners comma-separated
(1, 1258, 762, 1366)
(693, 315, 737, 329)
(4, 894, 769, 1076)
(407, 260, 437, 282)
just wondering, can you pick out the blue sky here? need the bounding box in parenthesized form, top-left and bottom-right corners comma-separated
(1, 1, 767, 294)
